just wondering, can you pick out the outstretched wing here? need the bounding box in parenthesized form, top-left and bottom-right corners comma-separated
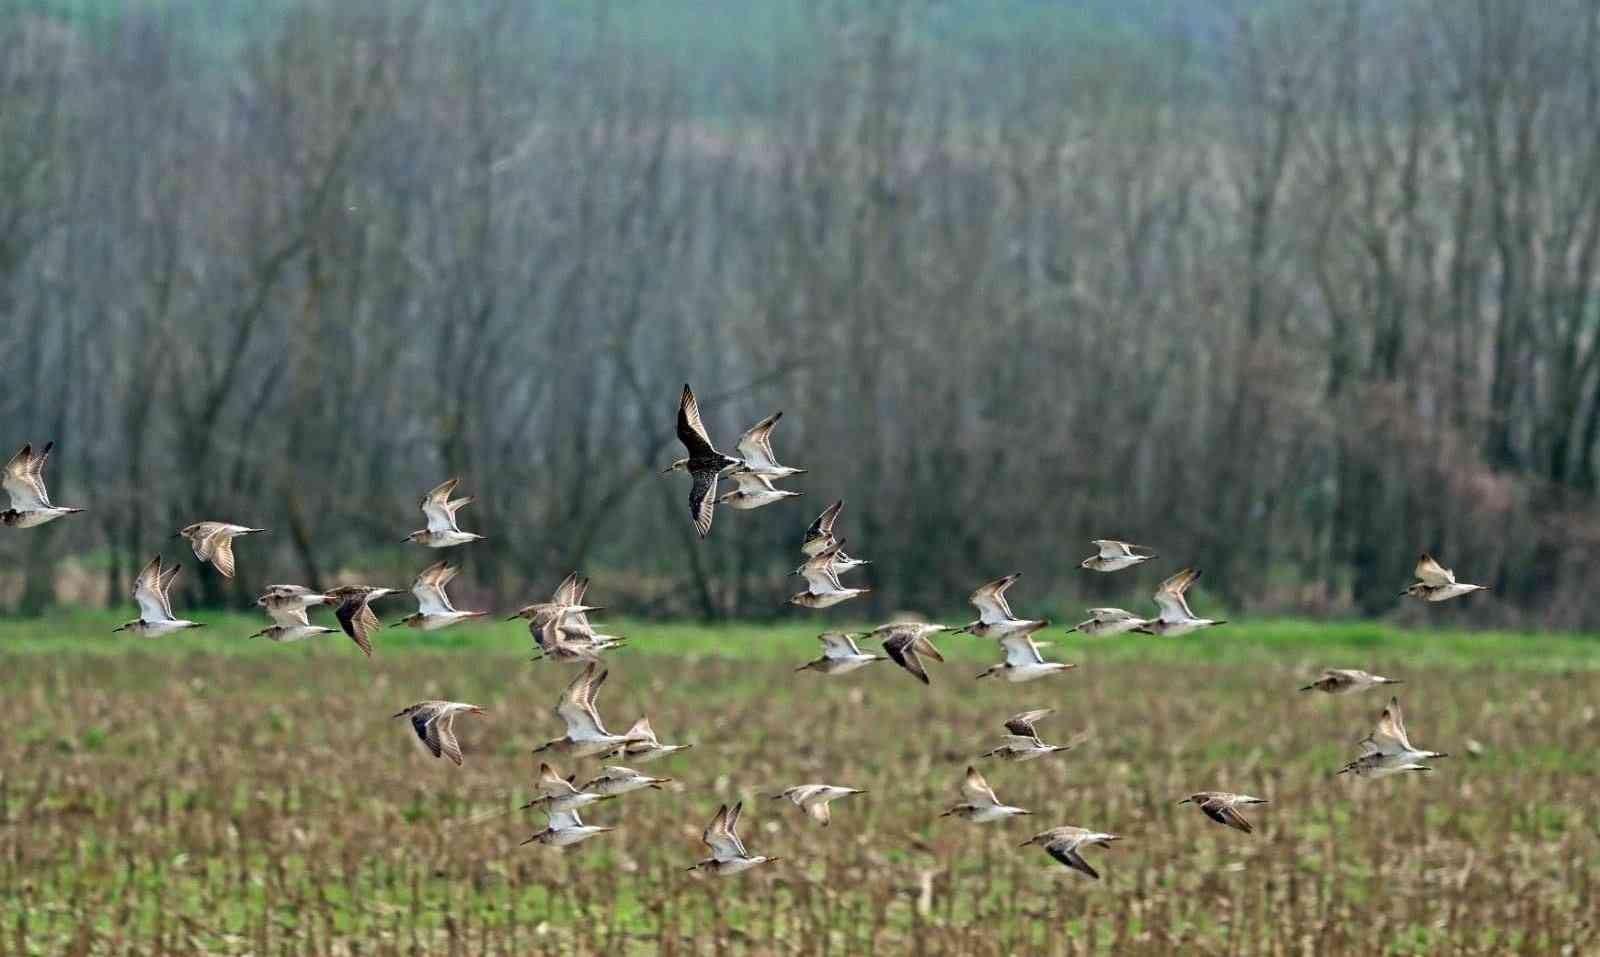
(736, 412, 783, 471)
(688, 471, 718, 538)
(1004, 709, 1051, 737)
(1200, 799, 1253, 833)
(970, 574, 1019, 624)
(2, 442, 52, 510)
(132, 555, 170, 621)
(1414, 553, 1455, 587)
(805, 501, 843, 543)
(1153, 568, 1199, 620)
(676, 384, 719, 459)
(336, 595, 380, 657)
(959, 766, 999, 806)
(1046, 841, 1100, 879)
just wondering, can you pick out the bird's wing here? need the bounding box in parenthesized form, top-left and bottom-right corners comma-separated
(1414, 553, 1455, 586)
(1153, 568, 1199, 620)
(970, 574, 1019, 624)
(735, 412, 783, 470)
(1370, 697, 1413, 753)
(552, 572, 581, 606)
(1200, 798, 1253, 833)
(730, 470, 778, 494)
(818, 632, 855, 657)
(537, 763, 578, 797)
(688, 471, 718, 538)
(411, 561, 455, 616)
(267, 604, 311, 628)
(800, 565, 845, 594)
(1046, 841, 1099, 879)
(336, 595, 379, 657)
(883, 634, 931, 684)
(420, 478, 459, 532)
(676, 384, 719, 458)
(960, 767, 999, 806)
(702, 805, 740, 859)
(805, 501, 843, 541)
(1088, 608, 1138, 622)
(724, 801, 750, 856)
(410, 710, 442, 758)
(132, 556, 170, 621)
(434, 712, 464, 766)
(1004, 709, 1052, 737)
(1093, 539, 1134, 558)
(2, 442, 52, 510)
(1001, 635, 1046, 666)
(205, 535, 238, 580)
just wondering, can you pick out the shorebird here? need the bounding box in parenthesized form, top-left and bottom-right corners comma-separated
(865, 622, 949, 685)
(1137, 568, 1226, 636)
(404, 478, 484, 548)
(392, 700, 484, 766)
(177, 522, 266, 580)
(1080, 539, 1156, 572)
(1338, 696, 1449, 778)
(1300, 669, 1403, 695)
(324, 585, 401, 657)
(530, 616, 624, 664)
(256, 585, 331, 624)
(976, 630, 1075, 683)
(1178, 792, 1270, 833)
(800, 500, 844, 557)
(729, 411, 805, 480)
(506, 572, 601, 624)
(1067, 607, 1154, 637)
(1018, 827, 1120, 879)
(521, 808, 614, 848)
(248, 606, 336, 644)
(1402, 553, 1488, 602)
(688, 803, 779, 875)
(794, 539, 869, 581)
(112, 555, 204, 636)
(392, 560, 488, 631)
(520, 762, 615, 813)
(580, 766, 672, 797)
(796, 631, 886, 675)
(953, 573, 1048, 639)
(1, 442, 83, 527)
(717, 470, 802, 510)
(981, 709, 1077, 761)
(665, 383, 741, 538)
(940, 766, 1030, 823)
(604, 717, 691, 764)
(788, 564, 871, 609)
(532, 662, 646, 759)
(771, 785, 866, 826)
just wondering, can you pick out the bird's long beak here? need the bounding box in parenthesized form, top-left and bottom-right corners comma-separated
(111, 624, 125, 633)
(504, 613, 523, 621)
(1176, 798, 1191, 805)
(1298, 685, 1314, 692)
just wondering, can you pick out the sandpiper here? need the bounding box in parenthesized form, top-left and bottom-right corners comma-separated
(729, 411, 805, 480)
(1137, 568, 1226, 636)
(796, 631, 886, 675)
(530, 616, 623, 664)
(580, 766, 671, 797)
(953, 573, 1047, 639)
(1178, 792, 1269, 833)
(717, 469, 802, 510)
(405, 478, 484, 548)
(520, 762, 615, 813)
(1300, 669, 1402, 695)
(392, 560, 488, 631)
(1068, 607, 1154, 637)
(772, 785, 866, 826)
(112, 555, 204, 636)
(688, 802, 780, 875)
(248, 606, 336, 643)
(256, 584, 332, 624)
(1018, 827, 1119, 879)
(325, 585, 401, 657)
(981, 709, 1077, 761)
(605, 717, 691, 764)
(940, 766, 1030, 823)
(177, 522, 266, 580)
(1, 442, 84, 527)
(506, 572, 601, 623)
(393, 700, 484, 766)
(976, 630, 1075, 683)
(788, 564, 871, 609)
(532, 662, 647, 759)
(800, 500, 844, 556)
(1402, 553, 1488, 602)
(866, 622, 950, 685)
(521, 808, 615, 848)
(666, 383, 741, 538)
(1080, 539, 1156, 572)
(1338, 696, 1449, 777)
(794, 539, 869, 581)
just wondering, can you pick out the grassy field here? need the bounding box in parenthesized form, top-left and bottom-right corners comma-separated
(3, 614, 1598, 955)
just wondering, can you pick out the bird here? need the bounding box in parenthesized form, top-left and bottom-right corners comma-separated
(1137, 568, 1226, 636)
(177, 522, 266, 580)
(392, 700, 484, 766)
(665, 383, 741, 538)
(324, 585, 401, 657)
(1, 442, 83, 527)
(952, 573, 1048, 639)
(1300, 669, 1403, 695)
(717, 470, 802, 510)
(1178, 792, 1270, 833)
(604, 717, 691, 764)
(391, 560, 488, 631)
(795, 631, 886, 675)
(1079, 539, 1156, 572)
(771, 785, 866, 826)
(579, 766, 672, 797)
(506, 571, 601, 623)
(1018, 827, 1120, 879)
(1067, 607, 1154, 637)
(728, 411, 805, 480)
(793, 538, 868, 581)
(255, 585, 331, 624)
(788, 563, 871, 609)
(800, 500, 845, 557)
(520, 762, 615, 814)
(866, 622, 949, 685)
(530, 616, 623, 664)
(981, 709, 1077, 762)
(1338, 696, 1449, 777)
(976, 629, 1075, 683)
(532, 662, 647, 758)
(1402, 553, 1488, 602)
(404, 478, 484, 548)
(247, 606, 336, 644)
(940, 766, 1030, 823)
(112, 555, 204, 636)
(521, 808, 615, 848)
(688, 802, 780, 875)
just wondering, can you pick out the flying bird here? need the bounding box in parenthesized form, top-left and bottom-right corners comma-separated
(976, 629, 1075, 683)
(874, 623, 949, 685)
(520, 762, 614, 814)
(953, 573, 1047, 639)
(392, 700, 484, 766)
(1079, 539, 1156, 572)
(1338, 696, 1449, 777)
(255, 585, 331, 624)
(729, 411, 805, 480)
(1402, 553, 1488, 602)
(1300, 669, 1402, 695)
(788, 564, 871, 609)
(580, 766, 672, 797)
(940, 766, 1030, 823)
(177, 522, 266, 580)
(795, 631, 886, 676)
(688, 802, 779, 875)
(1137, 568, 1226, 636)
(112, 555, 204, 636)
(800, 500, 845, 557)
(521, 808, 615, 848)
(247, 605, 336, 644)
(392, 560, 488, 631)
(665, 384, 741, 538)
(405, 478, 484, 548)
(771, 785, 866, 826)
(532, 662, 647, 758)
(1018, 827, 1120, 879)
(1178, 792, 1270, 833)
(604, 717, 691, 764)
(717, 470, 802, 510)
(981, 709, 1079, 762)
(1067, 607, 1154, 637)
(324, 585, 401, 657)
(1, 442, 83, 527)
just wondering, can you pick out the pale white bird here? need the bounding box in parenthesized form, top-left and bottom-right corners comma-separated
(405, 478, 484, 548)
(520, 762, 615, 814)
(580, 766, 672, 797)
(521, 808, 615, 848)
(1138, 568, 1226, 636)
(1402, 553, 1488, 602)
(248, 604, 336, 644)
(1079, 539, 1156, 572)
(976, 629, 1076, 683)
(729, 411, 805, 480)
(1, 442, 84, 527)
(771, 784, 866, 826)
(1300, 669, 1403, 695)
(1338, 696, 1449, 777)
(256, 584, 332, 625)
(177, 522, 266, 580)
(112, 555, 204, 637)
(717, 469, 802, 510)
(800, 500, 844, 556)
(1068, 607, 1154, 637)
(940, 766, 1030, 823)
(533, 662, 648, 759)
(795, 631, 886, 676)
(604, 717, 692, 764)
(1018, 827, 1120, 879)
(953, 573, 1048, 639)
(788, 563, 871, 609)
(392, 560, 488, 631)
(1178, 792, 1270, 833)
(981, 709, 1078, 762)
(392, 700, 484, 766)
(687, 802, 779, 875)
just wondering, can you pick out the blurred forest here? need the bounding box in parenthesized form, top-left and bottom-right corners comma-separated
(3, 0, 1600, 625)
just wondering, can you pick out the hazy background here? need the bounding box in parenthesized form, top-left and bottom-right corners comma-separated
(3, 0, 1598, 625)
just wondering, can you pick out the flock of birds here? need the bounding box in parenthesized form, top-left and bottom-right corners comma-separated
(3, 383, 1488, 878)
